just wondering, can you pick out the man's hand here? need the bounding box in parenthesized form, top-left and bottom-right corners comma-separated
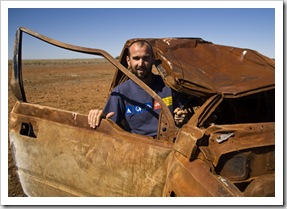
(173, 107, 191, 127)
(88, 109, 114, 129)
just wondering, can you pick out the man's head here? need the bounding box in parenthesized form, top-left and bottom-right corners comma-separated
(126, 40, 154, 81)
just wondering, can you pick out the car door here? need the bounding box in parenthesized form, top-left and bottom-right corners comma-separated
(10, 101, 174, 196)
(9, 27, 176, 197)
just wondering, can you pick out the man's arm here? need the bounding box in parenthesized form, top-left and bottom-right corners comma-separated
(88, 110, 114, 128)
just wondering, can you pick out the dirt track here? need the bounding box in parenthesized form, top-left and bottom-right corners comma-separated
(8, 59, 115, 196)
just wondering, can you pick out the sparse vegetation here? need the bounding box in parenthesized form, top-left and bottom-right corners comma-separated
(8, 58, 110, 67)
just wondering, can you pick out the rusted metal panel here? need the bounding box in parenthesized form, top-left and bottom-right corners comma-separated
(114, 38, 274, 97)
(244, 174, 275, 197)
(163, 153, 243, 197)
(203, 123, 275, 166)
(10, 102, 173, 197)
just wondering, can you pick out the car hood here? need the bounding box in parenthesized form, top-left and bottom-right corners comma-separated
(117, 38, 275, 98)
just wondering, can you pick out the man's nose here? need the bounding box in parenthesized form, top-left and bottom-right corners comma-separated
(138, 58, 144, 66)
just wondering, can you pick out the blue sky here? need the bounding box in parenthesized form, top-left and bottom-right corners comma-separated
(7, 5, 276, 59)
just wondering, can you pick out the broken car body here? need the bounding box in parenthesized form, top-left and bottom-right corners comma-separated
(10, 27, 275, 197)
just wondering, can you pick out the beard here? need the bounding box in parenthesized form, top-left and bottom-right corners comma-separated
(131, 66, 152, 80)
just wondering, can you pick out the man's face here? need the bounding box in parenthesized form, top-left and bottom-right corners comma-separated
(126, 42, 153, 80)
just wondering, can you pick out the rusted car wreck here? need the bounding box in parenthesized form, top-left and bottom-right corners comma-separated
(10, 27, 275, 197)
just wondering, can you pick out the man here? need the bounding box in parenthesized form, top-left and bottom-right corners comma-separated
(88, 40, 190, 137)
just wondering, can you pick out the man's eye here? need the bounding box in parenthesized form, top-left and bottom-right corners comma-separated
(132, 56, 150, 61)
(132, 57, 140, 61)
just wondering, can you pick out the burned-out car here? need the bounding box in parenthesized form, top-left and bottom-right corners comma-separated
(10, 27, 275, 197)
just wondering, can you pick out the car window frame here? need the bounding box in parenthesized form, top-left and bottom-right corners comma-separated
(11, 27, 177, 142)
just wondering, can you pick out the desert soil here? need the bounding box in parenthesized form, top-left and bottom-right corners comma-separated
(8, 59, 115, 196)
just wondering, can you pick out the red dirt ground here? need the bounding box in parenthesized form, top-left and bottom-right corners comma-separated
(8, 59, 115, 196)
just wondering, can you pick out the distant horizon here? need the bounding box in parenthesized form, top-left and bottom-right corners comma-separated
(8, 57, 111, 61)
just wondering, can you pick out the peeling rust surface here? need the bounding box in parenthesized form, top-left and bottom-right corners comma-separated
(10, 102, 173, 197)
(114, 38, 274, 97)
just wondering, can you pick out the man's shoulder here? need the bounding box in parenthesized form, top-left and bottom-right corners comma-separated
(152, 74, 168, 89)
(114, 79, 134, 92)
(153, 74, 164, 83)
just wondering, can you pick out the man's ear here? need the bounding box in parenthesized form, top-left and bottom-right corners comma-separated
(126, 55, 130, 68)
(151, 55, 155, 65)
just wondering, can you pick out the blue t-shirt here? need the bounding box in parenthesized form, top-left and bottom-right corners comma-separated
(104, 75, 186, 137)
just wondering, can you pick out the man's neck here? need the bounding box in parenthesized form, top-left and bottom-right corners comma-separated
(141, 73, 154, 86)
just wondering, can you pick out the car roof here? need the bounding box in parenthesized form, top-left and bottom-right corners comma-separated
(113, 38, 275, 98)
